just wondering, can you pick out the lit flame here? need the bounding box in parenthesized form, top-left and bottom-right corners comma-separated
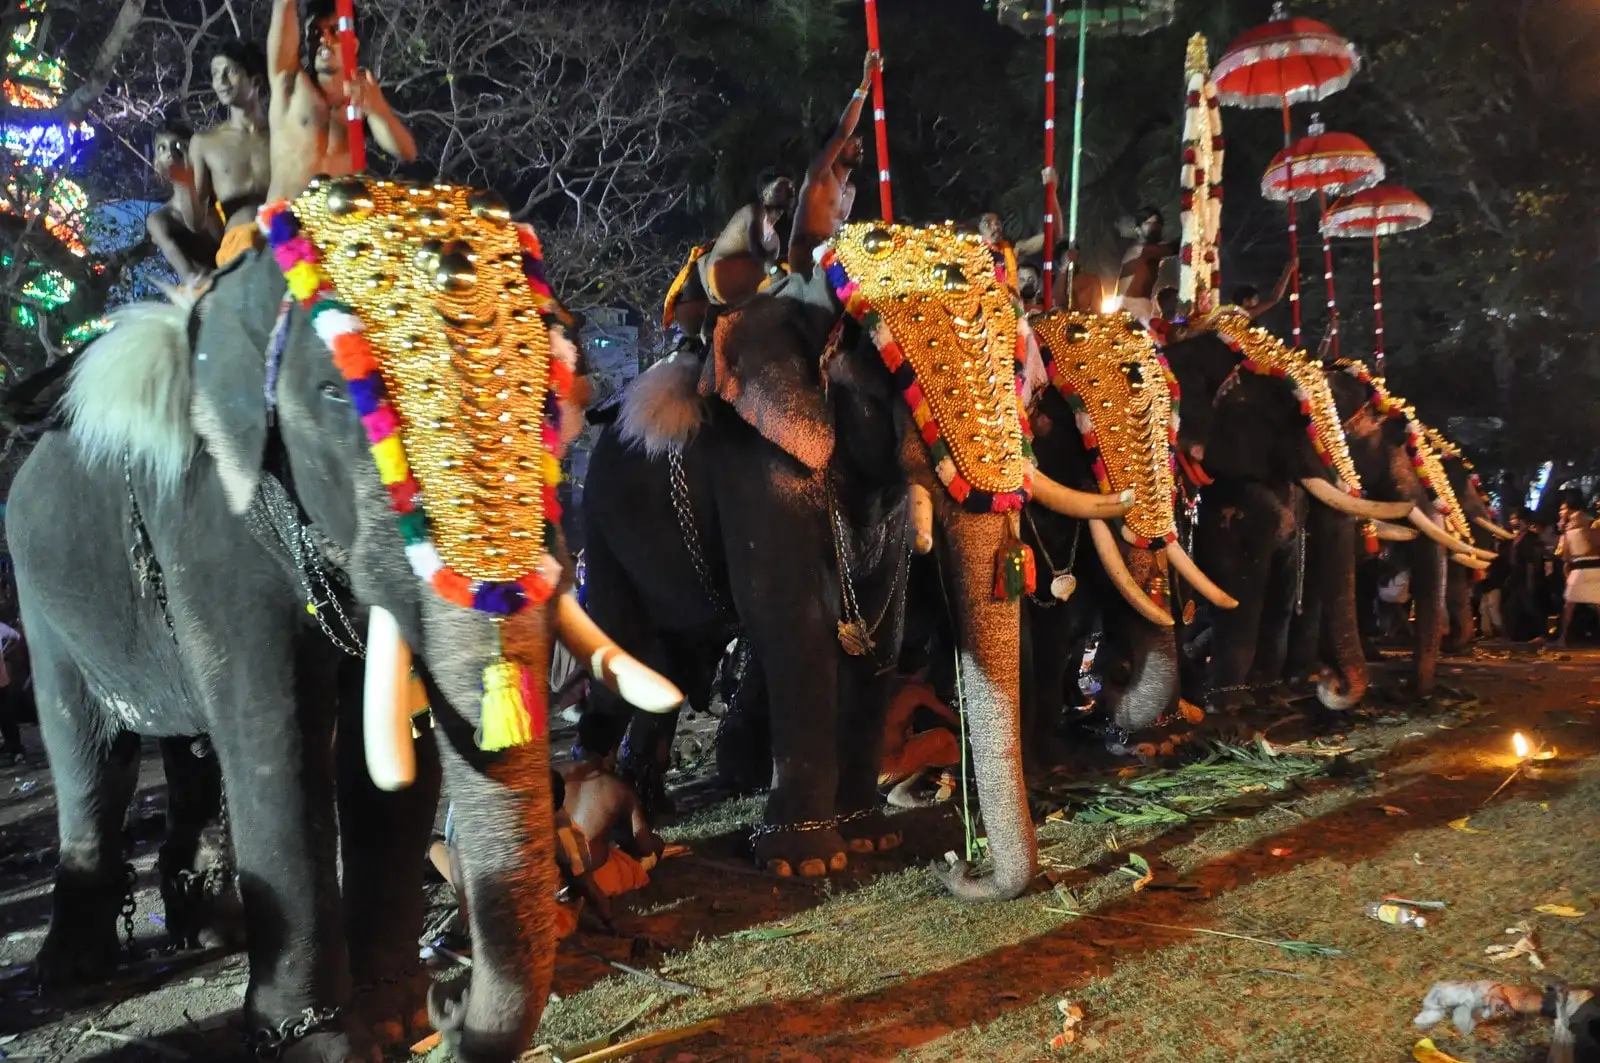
(1512, 732, 1530, 759)
(1101, 294, 1123, 315)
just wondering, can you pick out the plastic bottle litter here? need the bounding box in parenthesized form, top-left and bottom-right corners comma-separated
(1367, 901, 1428, 929)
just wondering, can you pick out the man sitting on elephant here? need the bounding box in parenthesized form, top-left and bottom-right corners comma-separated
(789, 50, 881, 276)
(666, 169, 796, 339)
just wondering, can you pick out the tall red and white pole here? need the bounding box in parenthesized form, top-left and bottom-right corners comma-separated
(336, 0, 365, 172)
(1371, 231, 1385, 375)
(863, 0, 893, 221)
(1280, 98, 1301, 348)
(1041, 0, 1057, 308)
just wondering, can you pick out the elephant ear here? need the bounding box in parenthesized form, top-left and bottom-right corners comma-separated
(698, 294, 835, 471)
(189, 250, 290, 515)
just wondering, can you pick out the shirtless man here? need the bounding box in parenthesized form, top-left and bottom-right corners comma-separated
(1016, 169, 1103, 311)
(145, 122, 221, 284)
(789, 51, 881, 276)
(977, 211, 1019, 290)
(1116, 206, 1180, 325)
(561, 713, 664, 911)
(265, 0, 418, 205)
(191, 41, 270, 268)
(669, 169, 796, 338)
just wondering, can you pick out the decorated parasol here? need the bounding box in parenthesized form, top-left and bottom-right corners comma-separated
(1214, 2, 1361, 348)
(994, 0, 1176, 308)
(1322, 184, 1432, 375)
(1260, 114, 1384, 354)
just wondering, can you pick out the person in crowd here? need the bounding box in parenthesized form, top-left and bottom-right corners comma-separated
(1554, 491, 1600, 647)
(977, 210, 1019, 289)
(1230, 261, 1294, 323)
(1505, 508, 1551, 641)
(665, 169, 796, 340)
(190, 40, 270, 268)
(789, 51, 881, 275)
(878, 676, 961, 808)
(1016, 169, 1105, 312)
(145, 121, 220, 283)
(561, 713, 664, 910)
(265, 0, 416, 206)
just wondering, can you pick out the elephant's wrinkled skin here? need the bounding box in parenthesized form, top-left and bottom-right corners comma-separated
(9, 248, 563, 1063)
(584, 268, 1037, 898)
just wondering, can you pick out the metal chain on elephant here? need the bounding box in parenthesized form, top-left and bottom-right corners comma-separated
(1022, 509, 1081, 608)
(1294, 527, 1307, 618)
(667, 450, 733, 618)
(119, 861, 142, 960)
(823, 473, 907, 670)
(245, 475, 365, 657)
(125, 451, 177, 643)
(247, 1006, 342, 1060)
(749, 806, 871, 841)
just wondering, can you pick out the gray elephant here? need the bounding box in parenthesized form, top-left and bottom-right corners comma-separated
(8, 179, 676, 1063)
(581, 222, 1131, 897)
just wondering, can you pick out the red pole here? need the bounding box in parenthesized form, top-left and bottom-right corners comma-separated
(1041, 0, 1057, 309)
(1371, 231, 1385, 375)
(1318, 190, 1337, 356)
(335, 0, 365, 172)
(862, 0, 893, 221)
(1280, 98, 1301, 348)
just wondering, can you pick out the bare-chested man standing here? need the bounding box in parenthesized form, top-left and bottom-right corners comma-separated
(192, 41, 271, 268)
(146, 122, 220, 284)
(789, 51, 881, 277)
(1115, 206, 1180, 325)
(266, 0, 417, 206)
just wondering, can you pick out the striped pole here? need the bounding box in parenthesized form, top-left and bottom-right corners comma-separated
(1065, 0, 1088, 308)
(1280, 98, 1301, 348)
(1041, 0, 1057, 308)
(335, 0, 365, 172)
(1371, 231, 1385, 375)
(1319, 190, 1338, 356)
(863, 0, 893, 220)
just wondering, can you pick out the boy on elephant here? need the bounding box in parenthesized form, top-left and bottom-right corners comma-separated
(666, 169, 796, 339)
(562, 713, 664, 910)
(265, 0, 417, 205)
(789, 50, 881, 276)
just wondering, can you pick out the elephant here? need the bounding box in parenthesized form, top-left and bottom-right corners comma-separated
(1020, 310, 1236, 762)
(7, 180, 679, 1063)
(1158, 313, 1418, 714)
(581, 221, 1133, 897)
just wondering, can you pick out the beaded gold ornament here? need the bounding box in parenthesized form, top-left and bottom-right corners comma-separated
(819, 222, 1031, 513)
(259, 177, 577, 752)
(1032, 310, 1180, 547)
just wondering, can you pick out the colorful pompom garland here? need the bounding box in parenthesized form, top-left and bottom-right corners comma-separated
(818, 246, 1034, 516)
(258, 199, 569, 620)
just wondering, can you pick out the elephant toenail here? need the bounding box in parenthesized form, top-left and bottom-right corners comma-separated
(768, 859, 793, 877)
(848, 837, 874, 853)
(799, 858, 829, 878)
(827, 851, 848, 872)
(878, 833, 902, 851)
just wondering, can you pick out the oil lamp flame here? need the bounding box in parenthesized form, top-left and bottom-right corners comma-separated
(1512, 732, 1530, 760)
(1101, 294, 1122, 315)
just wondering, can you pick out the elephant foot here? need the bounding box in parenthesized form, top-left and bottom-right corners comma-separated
(427, 982, 531, 1063)
(275, 1028, 372, 1063)
(354, 974, 430, 1051)
(752, 826, 849, 879)
(34, 870, 127, 985)
(838, 807, 903, 853)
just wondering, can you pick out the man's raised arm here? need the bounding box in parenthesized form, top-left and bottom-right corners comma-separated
(810, 51, 880, 179)
(267, 0, 300, 84)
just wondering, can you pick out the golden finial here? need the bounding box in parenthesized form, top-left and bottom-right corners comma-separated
(1186, 33, 1210, 77)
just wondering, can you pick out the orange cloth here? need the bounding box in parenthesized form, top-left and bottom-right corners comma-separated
(879, 727, 961, 787)
(589, 847, 650, 897)
(217, 224, 262, 267)
(662, 245, 709, 330)
(553, 899, 581, 940)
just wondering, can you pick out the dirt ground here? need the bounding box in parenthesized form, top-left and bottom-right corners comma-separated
(2, 645, 1597, 1063)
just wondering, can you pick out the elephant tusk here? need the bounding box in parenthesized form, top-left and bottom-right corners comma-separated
(1032, 468, 1134, 520)
(1450, 552, 1491, 571)
(1473, 516, 1515, 541)
(909, 483, 934, 555)
(1163, 539, 1239, 610)
(1089, 518, 1174, 628)
(555, 594, 683, 713)
(1371, 520, 1419, 542)
(1299, 477, 1415, 521)
(363, 606, 417, 792)
(1407, 506, 1495, 560)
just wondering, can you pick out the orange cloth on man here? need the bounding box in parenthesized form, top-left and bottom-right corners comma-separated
(589, 846, 651, 898)
(216, 223, 262, 267)
(879, 727, 960, 787)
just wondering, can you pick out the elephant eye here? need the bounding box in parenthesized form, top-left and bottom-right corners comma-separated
(319, 381, 349, 404)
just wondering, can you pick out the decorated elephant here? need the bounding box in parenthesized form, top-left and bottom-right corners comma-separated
(582, 222, 1133, 897)
(1021, 310, 1236, 760)
(1158, 311, 1417, 713)
(7, 179, 678, 1063)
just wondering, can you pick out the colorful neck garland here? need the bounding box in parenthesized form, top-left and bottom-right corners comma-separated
(259, 177, 578, 751)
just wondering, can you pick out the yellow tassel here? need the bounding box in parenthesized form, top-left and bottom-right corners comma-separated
(477, 659, 534, 751)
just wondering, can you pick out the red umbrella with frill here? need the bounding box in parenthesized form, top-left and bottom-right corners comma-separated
(1321, 184, 1433, 375)
(1260, 114, 1385, 355)
(1214, 2, 1361, 348)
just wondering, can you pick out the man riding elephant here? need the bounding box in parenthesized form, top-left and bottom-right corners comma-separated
(664, 170, 796, 340)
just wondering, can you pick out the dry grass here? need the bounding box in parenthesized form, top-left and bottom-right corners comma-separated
(462, 653, 1600, 1063)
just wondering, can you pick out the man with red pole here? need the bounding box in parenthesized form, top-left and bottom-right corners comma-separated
(789, 50, 882, 276)
(265, 0, 417, 204)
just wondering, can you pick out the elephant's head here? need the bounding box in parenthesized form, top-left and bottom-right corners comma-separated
(185, 179, 679, 1057)
(1027, 310, 1236, 731)
(1425, 423, 1513, 550)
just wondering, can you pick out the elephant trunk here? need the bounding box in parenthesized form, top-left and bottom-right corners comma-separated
(1311, 509, 1367, 710)
(1100, 592, 1181, 733)
(934, 508, 1037, 903)
(1409, 540, 1447, 697)
(419, 599, 557, 1063)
